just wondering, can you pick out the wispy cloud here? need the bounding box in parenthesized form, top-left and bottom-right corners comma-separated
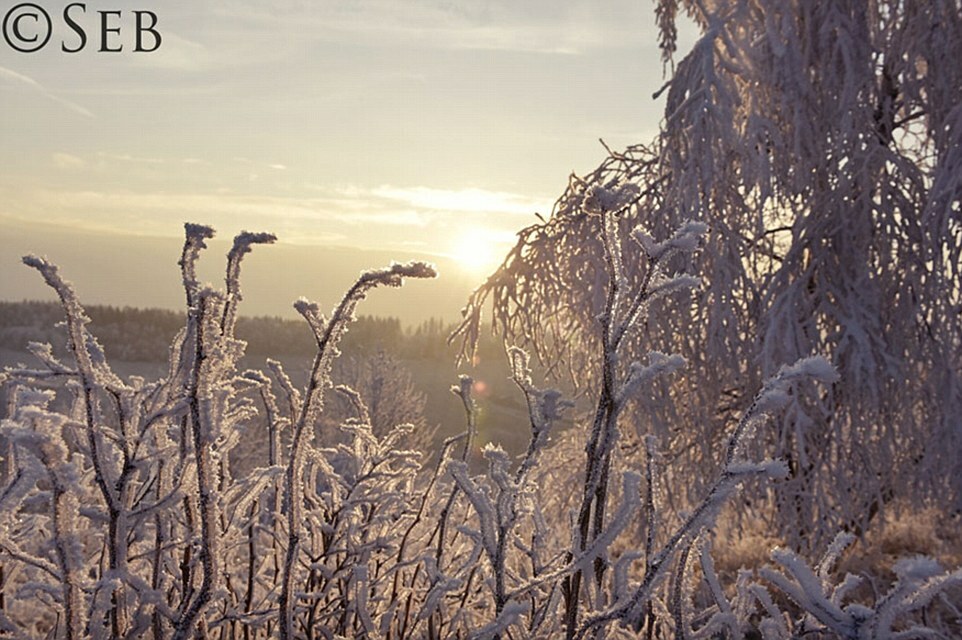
(126, 31, 213, 71)
(371, 185, 550, 216)
(52, 153, 85, 169)
(0, 66, 94, 118)
(97, 152, 165, 164)
(0, 179, 550, 253)
(206, 0, 658, 56)
(0, 186, 429, 242)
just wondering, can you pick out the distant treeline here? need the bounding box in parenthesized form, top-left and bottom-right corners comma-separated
(0, 301, 495, 363)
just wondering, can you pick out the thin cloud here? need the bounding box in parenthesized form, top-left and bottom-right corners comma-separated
(371, 185, 551, 216)
(207, 0, 658, 56)
(0, 66, 94, 118)
(2, 187, 431, 233)
(97, 152, 166, 164)
(52, 153, 85, 169)
(127, 31, 212, 72)
(0, 180, 548, 256)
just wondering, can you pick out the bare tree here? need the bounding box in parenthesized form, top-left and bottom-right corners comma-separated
(454, 0, 962, 548)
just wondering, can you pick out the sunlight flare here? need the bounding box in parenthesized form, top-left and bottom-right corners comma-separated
(449, 229, 509, 274)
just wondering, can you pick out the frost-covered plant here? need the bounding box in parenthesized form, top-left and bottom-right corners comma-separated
(320, 351, 436, 460)
(453, 0, 962, 549)
(0, 224, 439, 639)
(276, 260, 436, 640)
(438, 211, 881, 639)
(688, 533, 962, 640)
(1, 220, 960, 639)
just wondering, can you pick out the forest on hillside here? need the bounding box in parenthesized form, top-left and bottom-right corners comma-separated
(0, 302, 526, 458)
(0, 301, 466, 363)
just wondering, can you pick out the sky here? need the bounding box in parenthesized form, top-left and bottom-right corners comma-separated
(1, 0, 696, 322)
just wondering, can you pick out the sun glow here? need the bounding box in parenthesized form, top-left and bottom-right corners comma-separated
(450, 230, 506, 275)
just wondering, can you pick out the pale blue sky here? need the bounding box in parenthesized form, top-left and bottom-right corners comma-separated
(1, 0, 695, 319)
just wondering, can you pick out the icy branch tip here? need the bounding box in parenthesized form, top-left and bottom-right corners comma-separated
(184, 223, 215, 241)
(22, 255, 70, 290)
(390, 261, 438, 279)
(358, 261, 438, 289)
(647, 351, 687, 369)
(293, 297, 320, 315)
(676, 220, 709, 237)
(242, 369, 271, 384)
(508, 346, 531, 378)
(633, 220, 708, 259)
(197, 285, 220, 300)
(582, 181, 640, 214)
(778, 356, 839, 384)
(482, 442, 509, 461)
(22, 254, 52, 270)
(893, 556, 943, 582)
(232, 231, 278, 253)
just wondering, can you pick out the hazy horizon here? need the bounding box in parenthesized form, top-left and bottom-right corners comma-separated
(3, 215, 492, 325)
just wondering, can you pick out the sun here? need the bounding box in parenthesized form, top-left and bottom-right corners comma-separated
(450, 231, 503, 275)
